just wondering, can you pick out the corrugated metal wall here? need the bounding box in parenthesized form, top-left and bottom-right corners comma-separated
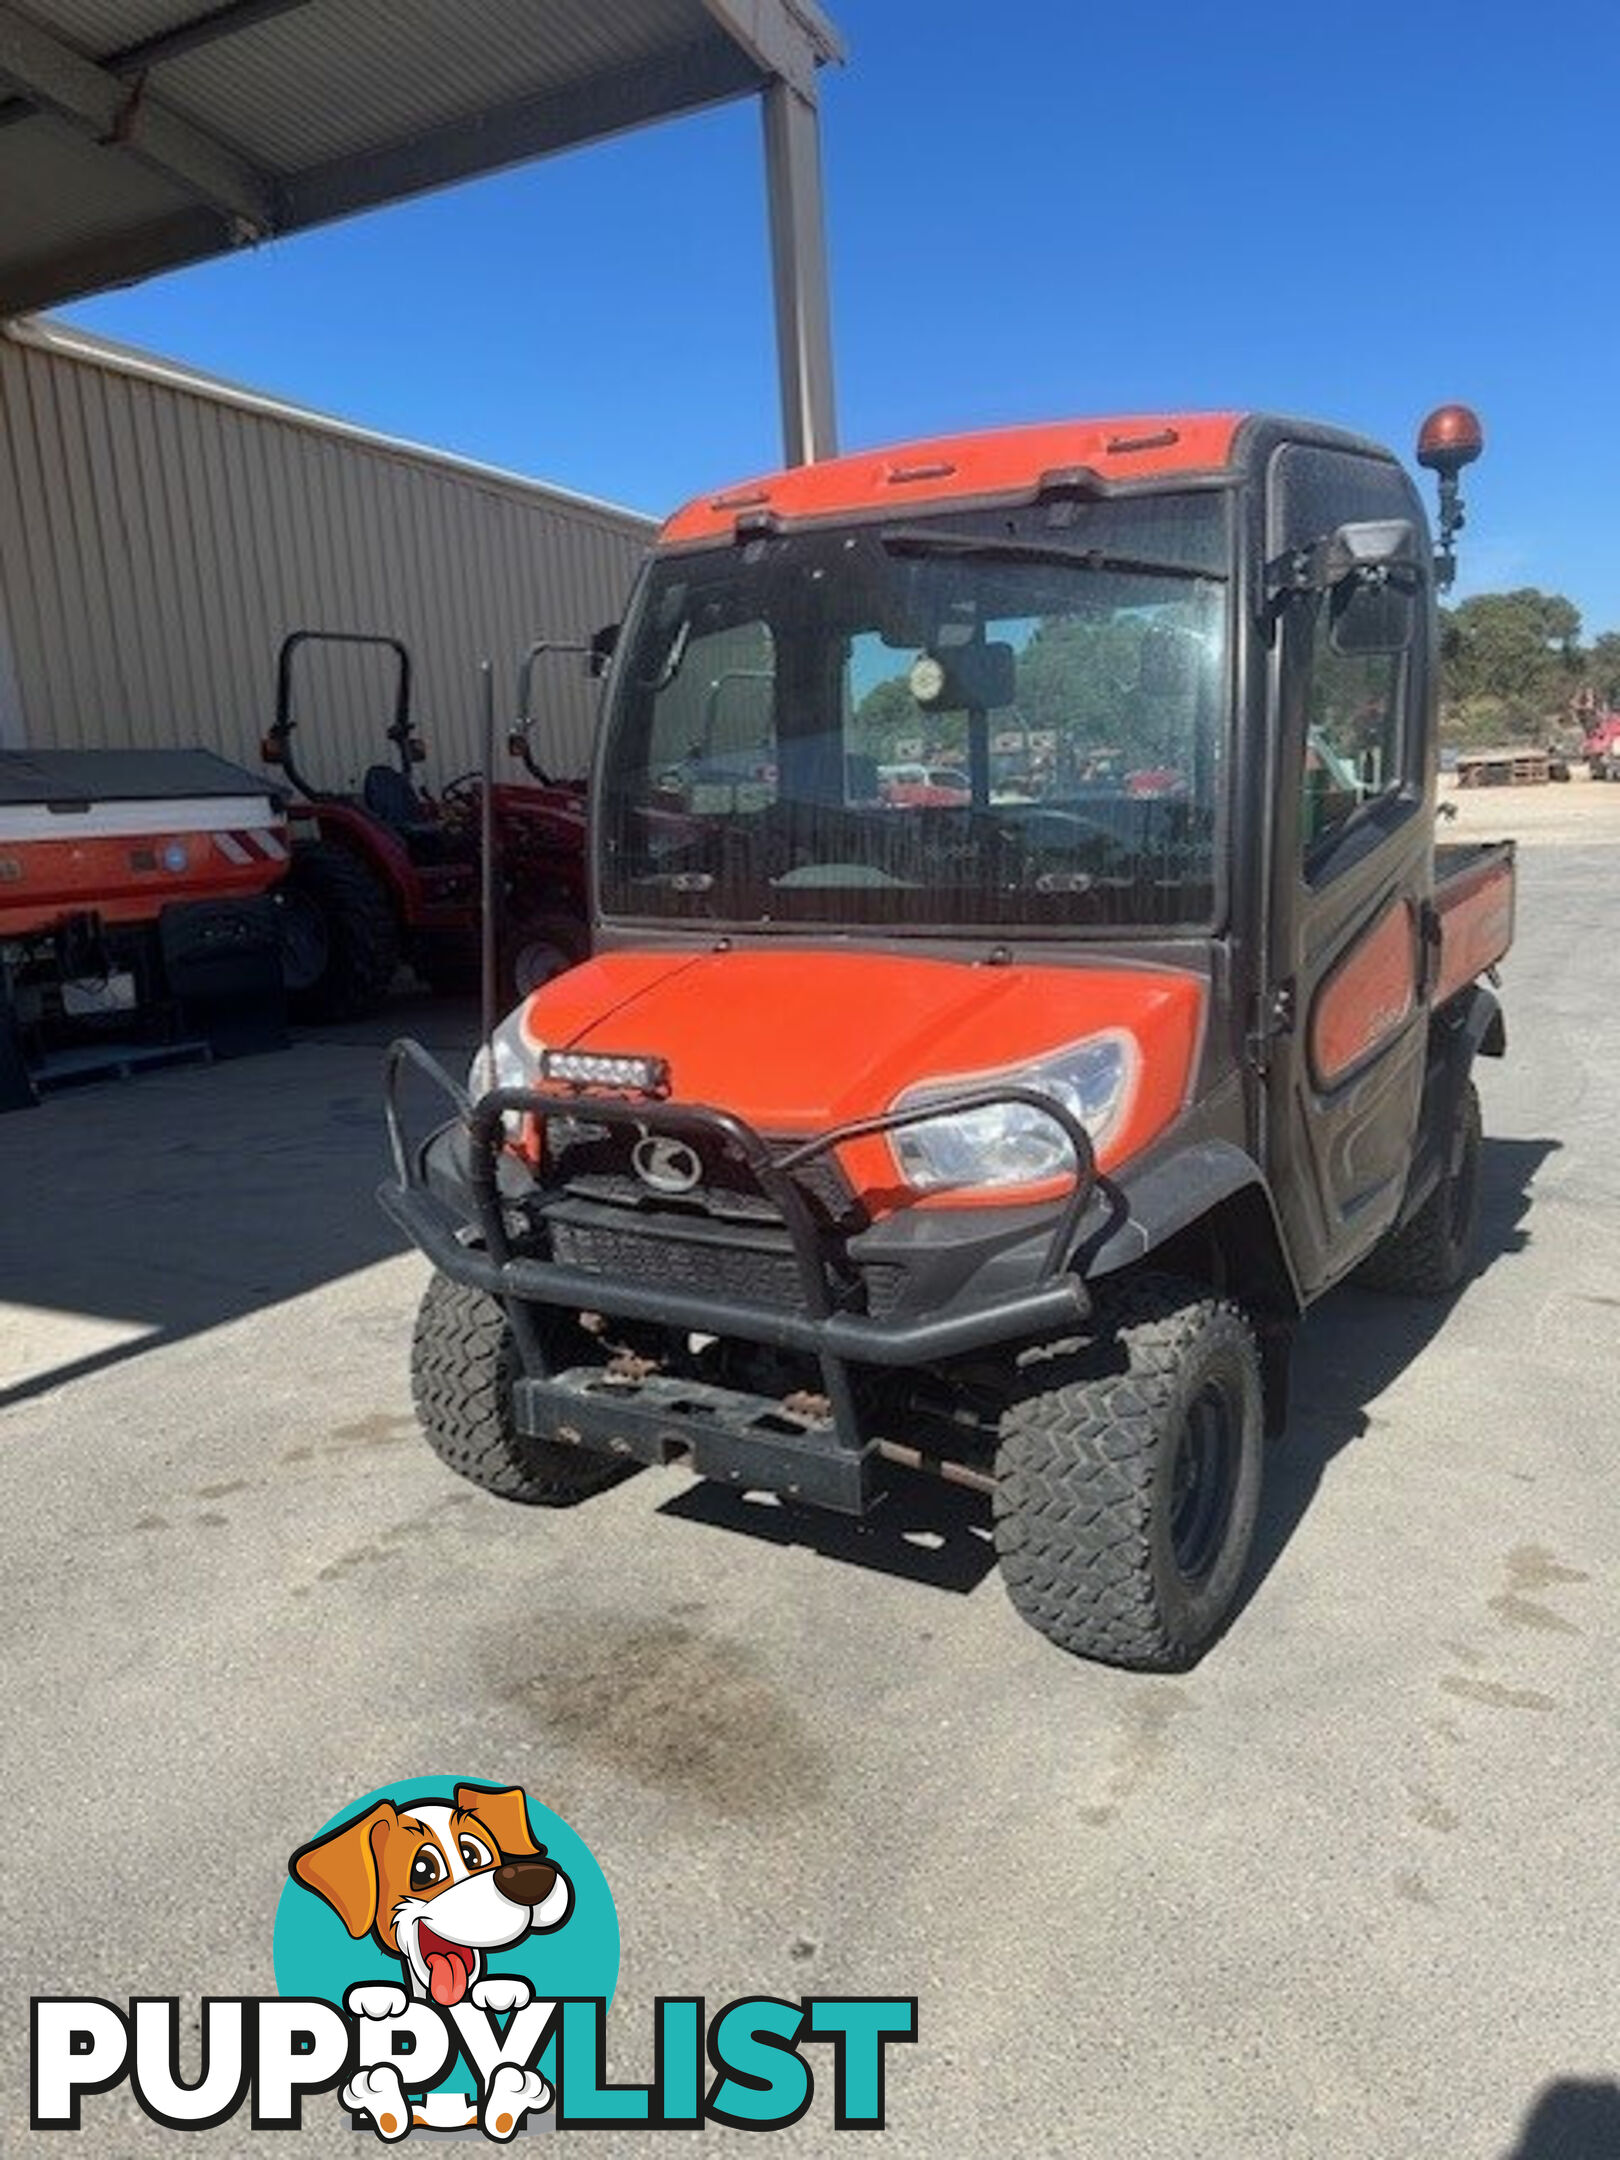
(0, 320, 655, 787)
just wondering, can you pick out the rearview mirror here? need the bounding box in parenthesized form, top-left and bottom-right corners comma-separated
(589, 622, 620, 677)
(908, 639, 1016, 711)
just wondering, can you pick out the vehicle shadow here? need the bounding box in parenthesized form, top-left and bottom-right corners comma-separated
(659, 1470, 1001, 1594)
(1500, 2078, 1620, 2158)
(1241, 1134, 1557, 1611)
(0, 990, 475, 1413)
(657, 1137, 1559, 1625)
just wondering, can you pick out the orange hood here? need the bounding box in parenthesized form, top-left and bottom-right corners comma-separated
(520, 948, 1203, 1188)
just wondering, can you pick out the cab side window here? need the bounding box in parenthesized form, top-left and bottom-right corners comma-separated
(1301, 603, 1404, 858)
(1270, 441, 1422, 876)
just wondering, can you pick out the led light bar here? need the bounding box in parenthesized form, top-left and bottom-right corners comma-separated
(538, 1048, 670, 1094)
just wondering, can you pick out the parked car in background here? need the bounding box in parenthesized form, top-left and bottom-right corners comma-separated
(879, 762, 971, 807)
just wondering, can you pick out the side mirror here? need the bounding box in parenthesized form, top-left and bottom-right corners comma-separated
(909, 639, 1016, 712)
(1330, 584, 1415, 656)
(1325, 521, 1419, 655)
(1324, 519, 1419, 584)
(589, 623, 620, 678)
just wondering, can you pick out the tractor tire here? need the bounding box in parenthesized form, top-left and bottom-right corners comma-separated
(993, 1273, 1265, 1672)
(506, 912, 588, 998)
(277, 843, 399, 1022)
(1355, 1079, 1482, 1298)
(410, 1271, 634, 1506)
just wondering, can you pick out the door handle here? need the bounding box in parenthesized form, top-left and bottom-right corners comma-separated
(1249, 979, 1296, 1070)
(1417, 900, 1442, 1000)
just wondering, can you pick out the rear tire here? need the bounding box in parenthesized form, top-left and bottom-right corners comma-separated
(410, 1271, 633, 1506)
(277, 843, 399, 1021)
(1355, 1079, 1482, 1297)
(993, 1273, 1265, 1671)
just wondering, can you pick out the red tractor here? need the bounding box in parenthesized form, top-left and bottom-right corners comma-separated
(264, 631, 588, 1020)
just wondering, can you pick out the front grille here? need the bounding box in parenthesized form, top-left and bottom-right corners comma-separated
(549, 1216, 807, 1311)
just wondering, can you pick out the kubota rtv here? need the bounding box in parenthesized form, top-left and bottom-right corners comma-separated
(383, 404, 1513, 1671)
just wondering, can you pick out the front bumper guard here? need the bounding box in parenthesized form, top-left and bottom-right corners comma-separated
(380, 1038, 1096, 1510)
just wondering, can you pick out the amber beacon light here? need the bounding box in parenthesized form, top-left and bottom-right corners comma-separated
(1417, 404, 1485, 588)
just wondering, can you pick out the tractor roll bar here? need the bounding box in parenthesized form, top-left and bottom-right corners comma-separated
(269, 630, 413, 799)
(510, 637, 590, 785)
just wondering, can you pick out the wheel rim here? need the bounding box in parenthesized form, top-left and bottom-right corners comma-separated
(1170, 1379, 1239, 1584)
(276, 890, 329, 992)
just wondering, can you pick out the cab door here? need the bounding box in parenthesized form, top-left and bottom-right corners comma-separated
(1262, 444, 1434, 1300)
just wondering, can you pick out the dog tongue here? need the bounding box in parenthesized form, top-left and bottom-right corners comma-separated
(427, 1952, 467, 2008)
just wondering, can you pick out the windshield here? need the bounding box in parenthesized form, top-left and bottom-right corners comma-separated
(598, 491, 1230, 935)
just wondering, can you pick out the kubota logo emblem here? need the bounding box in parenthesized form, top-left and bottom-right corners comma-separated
(631, 1133, 703, 1194)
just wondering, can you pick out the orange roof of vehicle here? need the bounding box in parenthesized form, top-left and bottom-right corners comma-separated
(661, 412, 1246, 544)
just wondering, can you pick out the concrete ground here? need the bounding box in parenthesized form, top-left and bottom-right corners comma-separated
(3, 792, 1618, 2158)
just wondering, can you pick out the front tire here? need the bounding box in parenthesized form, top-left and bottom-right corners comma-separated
(993, 1274, 1265, 1671)
(410, 1272, 632, 1506)
(277, 843, 399, 1021)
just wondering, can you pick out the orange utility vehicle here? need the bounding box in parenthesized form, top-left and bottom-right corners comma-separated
(0, 747, 288, 1107)
(383, 405, 1513, 1671)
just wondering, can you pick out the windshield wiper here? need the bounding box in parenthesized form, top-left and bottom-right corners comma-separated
(879, 527, 1223, 582)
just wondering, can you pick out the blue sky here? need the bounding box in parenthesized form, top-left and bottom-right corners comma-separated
(61, 0, 1618, 632)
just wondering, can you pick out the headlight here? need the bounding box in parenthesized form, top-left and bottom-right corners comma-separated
(891, 1033, 1136, 1193)
(467, 1009, 536, 1103)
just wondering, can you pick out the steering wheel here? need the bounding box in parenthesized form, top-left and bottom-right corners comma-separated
(429, 771, 485, 832)
(437, 769, 487, 811)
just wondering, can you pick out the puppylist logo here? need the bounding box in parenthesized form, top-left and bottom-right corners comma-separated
(30, 1777, 917, 2140)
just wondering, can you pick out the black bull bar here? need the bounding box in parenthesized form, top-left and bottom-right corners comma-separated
(379, 1040, 1096, 1511)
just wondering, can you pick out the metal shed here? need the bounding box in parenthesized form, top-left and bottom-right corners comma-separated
(0, 314, 655, 782)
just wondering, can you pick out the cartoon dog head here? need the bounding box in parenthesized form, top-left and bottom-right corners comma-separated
(290, 1784, 572, 2007)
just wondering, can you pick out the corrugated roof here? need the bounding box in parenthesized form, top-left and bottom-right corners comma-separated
(0, 0, 844, 317)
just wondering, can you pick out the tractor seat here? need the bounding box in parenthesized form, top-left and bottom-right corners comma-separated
(363, 763, 430, 826)
(362, 764, 453, 861)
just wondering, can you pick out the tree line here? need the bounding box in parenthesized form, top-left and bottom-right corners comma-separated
(1440, 590, 1619, 746)
(851, 587, 1613, 753)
